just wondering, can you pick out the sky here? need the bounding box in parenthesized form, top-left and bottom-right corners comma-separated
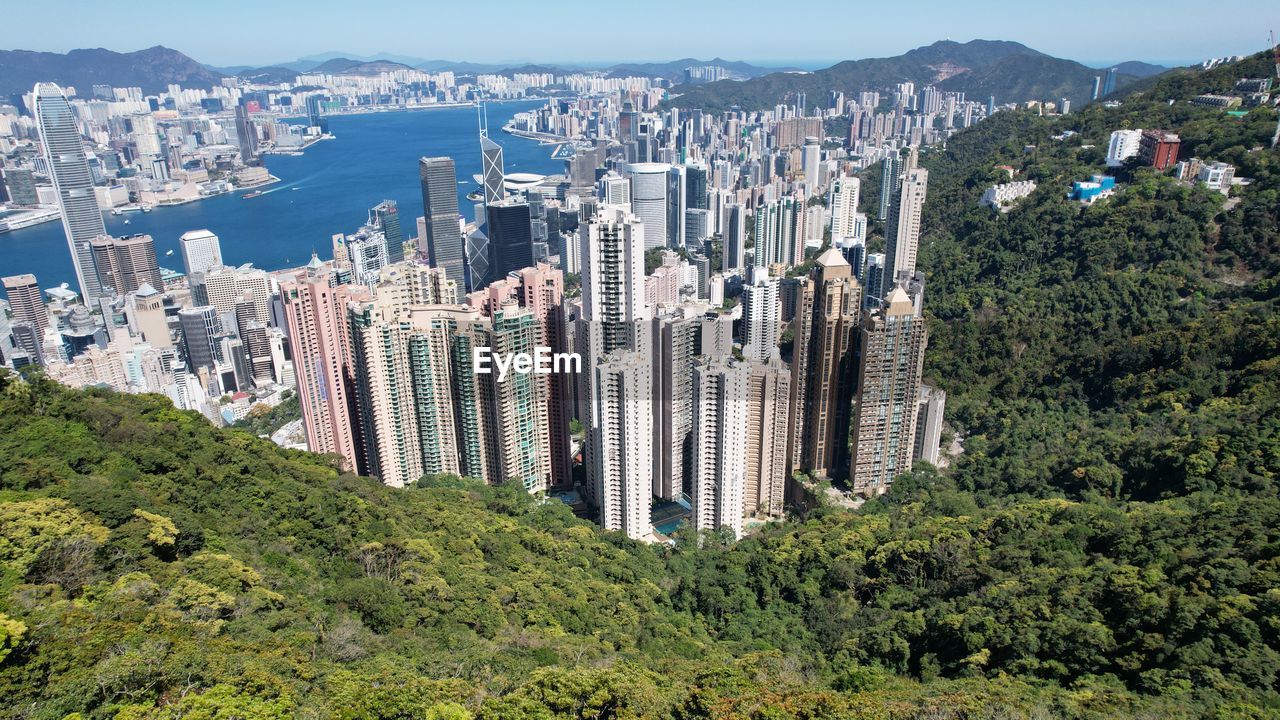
(1, 0, 1275, 69)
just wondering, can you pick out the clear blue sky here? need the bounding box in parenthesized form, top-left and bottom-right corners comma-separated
(2, 0, 1275, 68)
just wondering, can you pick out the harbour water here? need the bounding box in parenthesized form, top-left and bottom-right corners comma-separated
(0, 100, 560, 289)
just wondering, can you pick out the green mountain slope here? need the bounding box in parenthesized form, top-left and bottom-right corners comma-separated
(667, 40, 1138, 112)
(913, 51, 1280, 502)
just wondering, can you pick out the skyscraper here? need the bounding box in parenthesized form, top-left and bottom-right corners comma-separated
(305, 94, 328, 133)
(723, 203, 746, 273)
(280, 268, 364, 471)
(2, 274, 48, 331)
(578, 205, 649, 355)
(178, 305, 221, 373)
(1102, 67, 1117, 97)
(3, 274, 48, 363)
(89, 234, 162, 296)
(884, 167, 927, 293)
(35, 82, 107, 301)
(828, 176, 862, 239)
(745, 353, 790, 518)
(479, 107, 507, 206)
(754, 196, 805, 268)
(179, 229, 223, 277)
(578, 206, 653, 534)
(591, 351, 653, 539)
(667, 164, 687, 248)
(370, 200, 405, 264)
(851, 287, 928, 495)
(419, 156, 464, 288)
(787, 248, 860, 480)
(234, 104, 259, 166)
(801, 136, 822, 193)
(691, 358, 748, 538)
(877, 152, 903, 222)
(651, 308, 700, 500)
(625, 162, 671, 250)
(741, 267, 780, 362)
(484, 198, 534, 285)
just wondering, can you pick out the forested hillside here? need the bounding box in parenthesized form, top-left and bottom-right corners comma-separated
(0, 51, 1277, 720)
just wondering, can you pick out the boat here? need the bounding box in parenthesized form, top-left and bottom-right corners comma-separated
(242, 190, 264, 199)
(164, 249, 174, 256)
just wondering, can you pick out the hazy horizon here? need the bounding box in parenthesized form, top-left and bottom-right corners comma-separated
(1, 0, 1273, 69)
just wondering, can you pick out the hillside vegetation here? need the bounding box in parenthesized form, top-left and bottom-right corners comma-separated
(0, 50, 1278, 720)
(668, 40, 1137, 112)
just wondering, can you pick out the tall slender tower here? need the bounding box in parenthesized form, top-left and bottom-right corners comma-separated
(578, 206, 653, 533)
(691, 358, 748, 538)
(787, 248, 860, 480)
(280, 267, 364, 472)
(591, 351, 653, 539)
(883, 167, 928, 294)
(419, 156, 464, 288)
(35, 83, 107, 301)
(478, 104, 507, 206)
(745, 352, 791, 518)
(741, 267, 780, 362)
(851, 287, 927, 495)
(828, 175, 861, 238)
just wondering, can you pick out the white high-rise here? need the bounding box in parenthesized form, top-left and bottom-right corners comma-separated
(625, 162, 671, 249)
(35, 83, 107, 301)
(1106, 129, 1143, 167)
(691, 358, 748, 538)
(179, 230, 223, 277)
(828, 176, 862, 238)
(578, 205, 655, 538)
(591, 352, 653, 539)
(801, 136, 821, 194)
(884, 168, 927, 292)
(600, 172, 631, 206)
(741, 267, 780, 362)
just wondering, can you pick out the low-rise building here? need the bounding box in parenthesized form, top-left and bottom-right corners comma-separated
(980, 180, 1037, 211)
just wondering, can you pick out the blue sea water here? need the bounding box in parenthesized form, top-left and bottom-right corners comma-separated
(0, 99, 560, 289)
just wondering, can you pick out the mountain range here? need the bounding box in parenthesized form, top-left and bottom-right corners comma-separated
(0, 42, 1167, 104)
(667, 39, 1163, 111)
(0, 46, 222, 95)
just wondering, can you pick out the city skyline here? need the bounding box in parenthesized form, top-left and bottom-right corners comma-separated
(1, 0, 1275, 68)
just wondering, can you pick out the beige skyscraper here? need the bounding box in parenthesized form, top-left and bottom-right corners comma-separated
(787, 248, 860, 480)
(129, 284, 171, 349)
(691, 358, 748, 538)
(2, 274, 48, 330)
(745, 352, 791, 518)
(851, 287, 928, 495)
